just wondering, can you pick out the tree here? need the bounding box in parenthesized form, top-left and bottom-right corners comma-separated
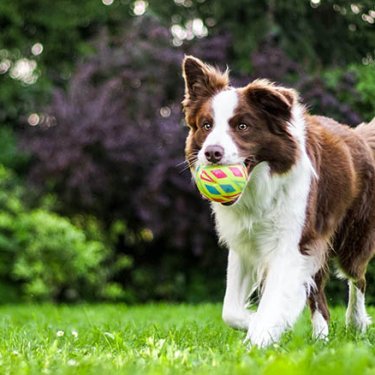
(0, 0, 132, 125)
(148, 0, 375, 71)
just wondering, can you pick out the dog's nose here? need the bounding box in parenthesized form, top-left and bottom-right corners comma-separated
(205, 145, 224, 163)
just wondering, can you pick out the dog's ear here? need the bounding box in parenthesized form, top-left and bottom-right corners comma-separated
(245, 79, 298, 121)
(182, 56, 229, 106)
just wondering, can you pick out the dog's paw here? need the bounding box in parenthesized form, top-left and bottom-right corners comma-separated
(222, 309, 256, 331)
(244, 316, 283, 348)
(346, 312, 372, 334)
(244, 329, 275, 348)
(311, 311, 329, 341)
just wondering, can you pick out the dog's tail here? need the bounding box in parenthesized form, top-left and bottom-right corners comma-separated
(354, 118, 375, 158)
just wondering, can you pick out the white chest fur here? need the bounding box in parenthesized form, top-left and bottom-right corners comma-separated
(212, 151, 316, 289)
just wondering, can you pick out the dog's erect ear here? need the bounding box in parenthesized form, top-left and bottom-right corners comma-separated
(182, 56, 229, 105)
(245, 79, 298, 121)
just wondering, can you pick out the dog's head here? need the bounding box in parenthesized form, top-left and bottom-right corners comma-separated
(182, 56, 300, 177)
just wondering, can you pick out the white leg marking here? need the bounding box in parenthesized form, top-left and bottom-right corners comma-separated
(312, 310, 329, 340)
(244, 253, 312, 348)
(346, 280, 371, 333)
(222, 250, 255, 331)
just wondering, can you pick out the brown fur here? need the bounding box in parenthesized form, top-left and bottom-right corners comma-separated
(300, 115, 375, 320)
(308, 269, 330, 321)
(184, 99, 215, 168)
(233, 85, 299, 174)
(182, 55, 229, 128)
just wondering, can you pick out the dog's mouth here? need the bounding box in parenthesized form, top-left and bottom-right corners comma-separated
(244, 156, 257, 177)
(220, 157, 256, 207)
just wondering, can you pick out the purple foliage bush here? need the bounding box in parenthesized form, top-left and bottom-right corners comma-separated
(250, 39, 362, 125)
(25, 19, 232, 300)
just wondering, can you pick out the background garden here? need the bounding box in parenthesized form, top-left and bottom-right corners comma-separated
(0, 0, 374, 306)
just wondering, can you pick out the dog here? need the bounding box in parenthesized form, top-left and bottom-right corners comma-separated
(181, 55, 375, 347)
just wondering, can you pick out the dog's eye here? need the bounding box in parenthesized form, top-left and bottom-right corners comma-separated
(203, 123, 212, 131)
(238, 123, 248, 131)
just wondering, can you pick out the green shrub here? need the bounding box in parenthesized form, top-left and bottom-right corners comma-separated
(0, 127, 29, 171)
(323, 63, 375, 124)
(12, 209, 108, 300)
(353, 64, 375, 121)
(0, 164, 129, 302)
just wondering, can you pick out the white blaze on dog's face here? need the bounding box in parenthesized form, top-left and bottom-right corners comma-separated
(182, 55, 299, 176)
(197, 89, 242, 166)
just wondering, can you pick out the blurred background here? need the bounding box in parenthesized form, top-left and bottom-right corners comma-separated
(0, 0, 374, 304)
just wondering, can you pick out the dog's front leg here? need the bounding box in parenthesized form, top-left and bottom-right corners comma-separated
(222, 249, 255, 331)
(245, 251, 309, 347)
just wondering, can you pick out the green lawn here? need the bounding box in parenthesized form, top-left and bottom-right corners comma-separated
(1, 304, 375, 374)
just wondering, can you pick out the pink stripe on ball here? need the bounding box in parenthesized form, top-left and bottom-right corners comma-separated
(211, 169, 227, 179)
(229, 167, 243, 177)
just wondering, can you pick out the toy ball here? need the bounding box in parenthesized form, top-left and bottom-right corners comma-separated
(194, 164, 248, 204)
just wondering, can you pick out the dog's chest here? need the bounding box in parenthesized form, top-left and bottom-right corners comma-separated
(212, 162, 311, 260)
(213, 200, 285, 259)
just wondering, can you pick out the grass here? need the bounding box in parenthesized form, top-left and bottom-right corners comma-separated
(1, 304, 375, 374)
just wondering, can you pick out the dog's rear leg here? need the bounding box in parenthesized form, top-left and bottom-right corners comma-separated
(222, 249, 255, 331)
(333, 177, 375, 333)
(308, 269, 329, 340)
(336, 235, 373, 333)
(346, 277, 371, 333)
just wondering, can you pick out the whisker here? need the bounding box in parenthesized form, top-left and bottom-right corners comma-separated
(179, 165, 193, 174)
(176, 151, 199, 174)
(177, 156, 198, 174)
(176, 160, 189, 168)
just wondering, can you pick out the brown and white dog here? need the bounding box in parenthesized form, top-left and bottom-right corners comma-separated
(181, 55, 375, 347)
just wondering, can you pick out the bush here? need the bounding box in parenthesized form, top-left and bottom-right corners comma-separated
(0, 164, 127, 302)
(352, 64, 375, 122)
(0, 127, 29, 171)
(250, 40, 364, 125)
(12, 210, 109, 301)
(323, 63, 375, 124)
